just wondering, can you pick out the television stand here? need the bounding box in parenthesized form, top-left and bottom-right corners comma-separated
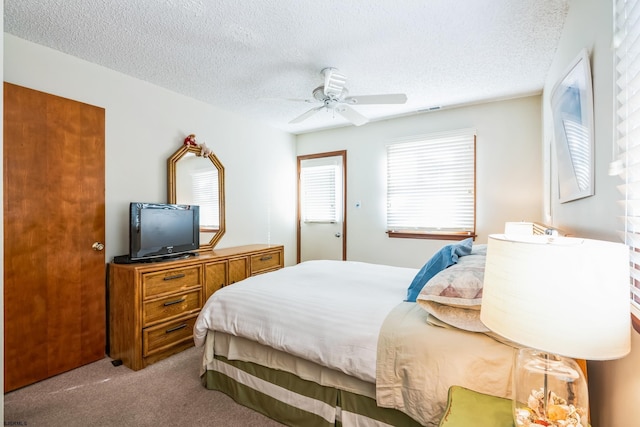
(107, 244, 284, 370)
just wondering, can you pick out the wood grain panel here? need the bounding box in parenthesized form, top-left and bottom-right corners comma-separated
(229, 257, 248, 284)
(205, 261, 227, 301)
(4, 83, 106, 391)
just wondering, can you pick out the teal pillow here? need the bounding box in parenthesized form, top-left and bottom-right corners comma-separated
(405, 238, 473, 302)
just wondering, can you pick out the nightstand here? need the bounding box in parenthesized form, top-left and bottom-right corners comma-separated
(438, 386, 514, 427)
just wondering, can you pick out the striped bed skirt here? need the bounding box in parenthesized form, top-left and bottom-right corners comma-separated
(202, 356, 423, 427)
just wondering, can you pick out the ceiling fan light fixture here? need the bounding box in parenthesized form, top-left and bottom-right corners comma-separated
(322, 67, 347, 97)
(312, 86, 326, 101)
(288, 68, 408, 127)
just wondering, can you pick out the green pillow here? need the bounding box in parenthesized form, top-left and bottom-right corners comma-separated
(439, 386, 514, 427)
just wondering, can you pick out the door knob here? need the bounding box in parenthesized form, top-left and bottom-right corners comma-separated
(335, 233, 341, 238)
(92, 242, 105, 251)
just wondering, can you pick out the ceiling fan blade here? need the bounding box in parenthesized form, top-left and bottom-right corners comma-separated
(289, 106, 324, 124)
(323, 68, 347, 97)
(336, 105, 369, 126)
(344, 94, 408, 105)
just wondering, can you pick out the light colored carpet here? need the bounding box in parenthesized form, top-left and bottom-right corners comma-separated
(4, 346, 285, 426)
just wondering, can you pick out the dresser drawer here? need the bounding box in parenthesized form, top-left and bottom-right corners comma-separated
(250, 249, 282, 274)
(143, 289, 202, 327)
(143, 314, 198, 357)
(142, 265, 202, 299)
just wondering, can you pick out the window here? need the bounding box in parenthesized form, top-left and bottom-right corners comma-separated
(300, 163, 341, 223)
(614, 0, 640, 330)
(386, 130, 476, 239)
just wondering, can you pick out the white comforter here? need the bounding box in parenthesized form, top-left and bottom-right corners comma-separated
(193, 260, 417, 383)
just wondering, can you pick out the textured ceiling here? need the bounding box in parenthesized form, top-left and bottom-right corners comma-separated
(4, 0, 569, 134)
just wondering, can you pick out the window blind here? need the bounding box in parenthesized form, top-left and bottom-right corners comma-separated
(614, 0, 640, 314)
(301, 164, 338, 223)
(192, 170, 219, 229)
(386, 131, 475, 234)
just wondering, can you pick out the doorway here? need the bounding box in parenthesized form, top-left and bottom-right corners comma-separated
(297, 151, 346, 263)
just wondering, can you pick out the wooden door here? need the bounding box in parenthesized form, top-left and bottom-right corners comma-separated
(4, 83, 106, 392)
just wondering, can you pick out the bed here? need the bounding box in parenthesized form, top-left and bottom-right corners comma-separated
(193, 243, 517, 427)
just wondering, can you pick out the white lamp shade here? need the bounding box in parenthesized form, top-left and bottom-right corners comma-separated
(480, 234, 631, 360)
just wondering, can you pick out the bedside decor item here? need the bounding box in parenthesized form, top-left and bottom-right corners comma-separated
(480, 234, 630, 427)
(550, 49, 595, 203)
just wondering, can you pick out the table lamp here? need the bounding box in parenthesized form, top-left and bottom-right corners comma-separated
(480, 234, 631, 427)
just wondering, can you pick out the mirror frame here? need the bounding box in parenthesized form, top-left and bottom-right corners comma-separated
(167, 144, 225, 250)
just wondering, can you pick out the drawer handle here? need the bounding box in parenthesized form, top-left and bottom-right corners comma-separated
(163, 273, 186, 281)
(163, 298, 186, 307)
(166, 324, 187, 334)
(260, 255, 273, 261)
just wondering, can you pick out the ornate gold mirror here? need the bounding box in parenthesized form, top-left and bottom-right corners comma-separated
(168, 144, 225, 250)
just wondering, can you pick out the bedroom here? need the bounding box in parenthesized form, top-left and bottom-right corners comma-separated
(2, 0, 639, 426)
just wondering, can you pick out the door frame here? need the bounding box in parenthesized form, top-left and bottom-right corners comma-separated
(297, 150, 347, 263)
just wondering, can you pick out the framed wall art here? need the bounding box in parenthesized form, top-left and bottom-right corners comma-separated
(550, 48, 595, 203)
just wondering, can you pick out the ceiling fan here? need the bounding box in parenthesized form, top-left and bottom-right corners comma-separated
(289, 68, 408, 126)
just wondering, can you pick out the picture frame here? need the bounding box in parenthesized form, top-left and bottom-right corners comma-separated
(550, 48, 595, 203)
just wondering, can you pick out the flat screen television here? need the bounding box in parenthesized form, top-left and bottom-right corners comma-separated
(128, 202, 200, 262)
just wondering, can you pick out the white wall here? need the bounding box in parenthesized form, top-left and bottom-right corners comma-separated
(297, 95, 543, 268)
(543, 0, 620, 241)
(3, 34, 298, 266)
(541, 0, 640, 426)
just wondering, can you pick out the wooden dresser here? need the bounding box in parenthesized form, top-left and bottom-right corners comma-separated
(108, 244, 284, 370)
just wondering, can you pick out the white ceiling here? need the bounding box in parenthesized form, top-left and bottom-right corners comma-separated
(4, 0, 570, 135)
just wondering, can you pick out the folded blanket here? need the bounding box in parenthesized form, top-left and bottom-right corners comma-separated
(376, 302, 516, 427)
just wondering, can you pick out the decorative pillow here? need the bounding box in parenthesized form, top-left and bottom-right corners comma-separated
(405, 238, 473, 302)
(418, 254, 485, 307)
(416, 253, 488, 332)
(439, 386, 514, 427)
